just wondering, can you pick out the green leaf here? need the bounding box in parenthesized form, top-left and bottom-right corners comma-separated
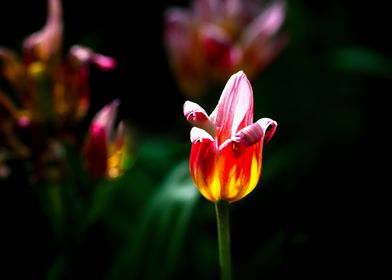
(107, 160, 199, 280)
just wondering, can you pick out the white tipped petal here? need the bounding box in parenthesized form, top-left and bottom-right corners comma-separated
(184, 101, 216, 137)
(234, 117, 277, 146)
(256, 118, 277, 144)
(190, 127, 214, 143)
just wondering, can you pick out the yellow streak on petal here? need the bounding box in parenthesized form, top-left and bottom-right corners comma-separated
(196, 168, 221, 202)
(225, 167, 238, 198)
(209, 171, 221, 202)
(242, 155, 262, 198)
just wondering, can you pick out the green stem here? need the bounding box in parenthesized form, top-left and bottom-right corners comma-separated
(48, 183, 65, 246)
(215, 200, 232, 280)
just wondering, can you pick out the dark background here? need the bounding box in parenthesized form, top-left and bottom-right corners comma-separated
(1, 0, 390, 279)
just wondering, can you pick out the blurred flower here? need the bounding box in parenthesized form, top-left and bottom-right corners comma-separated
(82, 100, 130, 180)
(183, 70, 277, 203)
(164, 0, 288, 99)
(0, 0, 116, 179)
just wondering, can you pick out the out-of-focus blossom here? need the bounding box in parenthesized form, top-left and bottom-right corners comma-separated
(164, 0, 288, 99)
(183, 70, 277, 203)
(82, 100, 130, 180)
(0, 0, 116, 179)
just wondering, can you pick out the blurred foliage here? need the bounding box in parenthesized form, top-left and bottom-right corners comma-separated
(1, 0, 390, 280)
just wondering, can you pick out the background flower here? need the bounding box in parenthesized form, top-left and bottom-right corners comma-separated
(0, 0, 116, 180)
(163, 0, 288, 99)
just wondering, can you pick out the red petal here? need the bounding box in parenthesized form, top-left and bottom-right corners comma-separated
(82, 123, 108, 179)
(190, 138, 218, 202)
(218, 140, 262, 202)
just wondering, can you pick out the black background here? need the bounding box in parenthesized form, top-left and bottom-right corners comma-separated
(1, 0, 390, 279)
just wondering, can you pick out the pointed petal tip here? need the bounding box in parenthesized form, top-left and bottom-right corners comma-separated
(69, 45, 117, 70)
(234, 118, 277, 147)
(93, 54, 117, 70)
(190, 127, 214, 143)
(233, 69, 245, 78)
(183, 101, 218, 137)
(94, 99, 120, 125)
(256, 118, 277, 144)
(183, 101, 207, 120)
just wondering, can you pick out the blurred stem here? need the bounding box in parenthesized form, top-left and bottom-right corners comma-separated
(215, 200, 232, 280)
(48, 183, 65, 246)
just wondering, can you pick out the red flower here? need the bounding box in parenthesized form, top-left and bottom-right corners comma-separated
(82, 100, 129, 179)
(183, 70, 277, 202)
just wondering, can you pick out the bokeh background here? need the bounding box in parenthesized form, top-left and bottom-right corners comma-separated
(1, 0, 390, 279)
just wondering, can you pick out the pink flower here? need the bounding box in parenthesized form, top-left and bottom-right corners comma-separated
(184, 70, 277, 202)
(164, 0, 288, 99)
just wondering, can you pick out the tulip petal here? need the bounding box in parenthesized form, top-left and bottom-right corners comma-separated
(256, 117, 278, 144)
(210, 70, 253, 144)
(184, 101, 217, 137)
(234, 117, 277, 146)
(193, 0, 220, 22)
(69, 46, 117, 70)
(199, 24, 239, 72)
(91, 54, 117, 71)
(243, 0, 285, 41)
(189, 134, 218, 202)
(164, 8, 209, 98)
(183, 100, 209, 122)
(190, 127, 214, 143)
(23, 0, 63, 64)
(164, 8, 192, 56)
(83, 122, 108, 178)
(65, 46, 116, 120)
(240, 1, 287, 77)
(218, 139, 261, 202)
(234, 122, 264, 147)
(92, 99, 120, 142)
(225, 0, 262, 21)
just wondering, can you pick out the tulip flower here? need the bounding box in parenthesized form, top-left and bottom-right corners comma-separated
(0, 0, 116, 177)
(164, 0, 288, 98)
(0, 0, 116, 128)
(184, 70, 277, 280)
(82, 100, 129, 179)
(183, 70, 277, 203)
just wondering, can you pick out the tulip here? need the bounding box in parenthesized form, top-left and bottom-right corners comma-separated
(0, 0, 116, 128)
(82, 100, 128, 179)
(183, 70, 277, 203)
(0, 0, 116, 175)
(164, 0, 287, 98)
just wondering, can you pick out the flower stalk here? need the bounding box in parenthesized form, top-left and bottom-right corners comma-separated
(215, 199, 232, 280)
